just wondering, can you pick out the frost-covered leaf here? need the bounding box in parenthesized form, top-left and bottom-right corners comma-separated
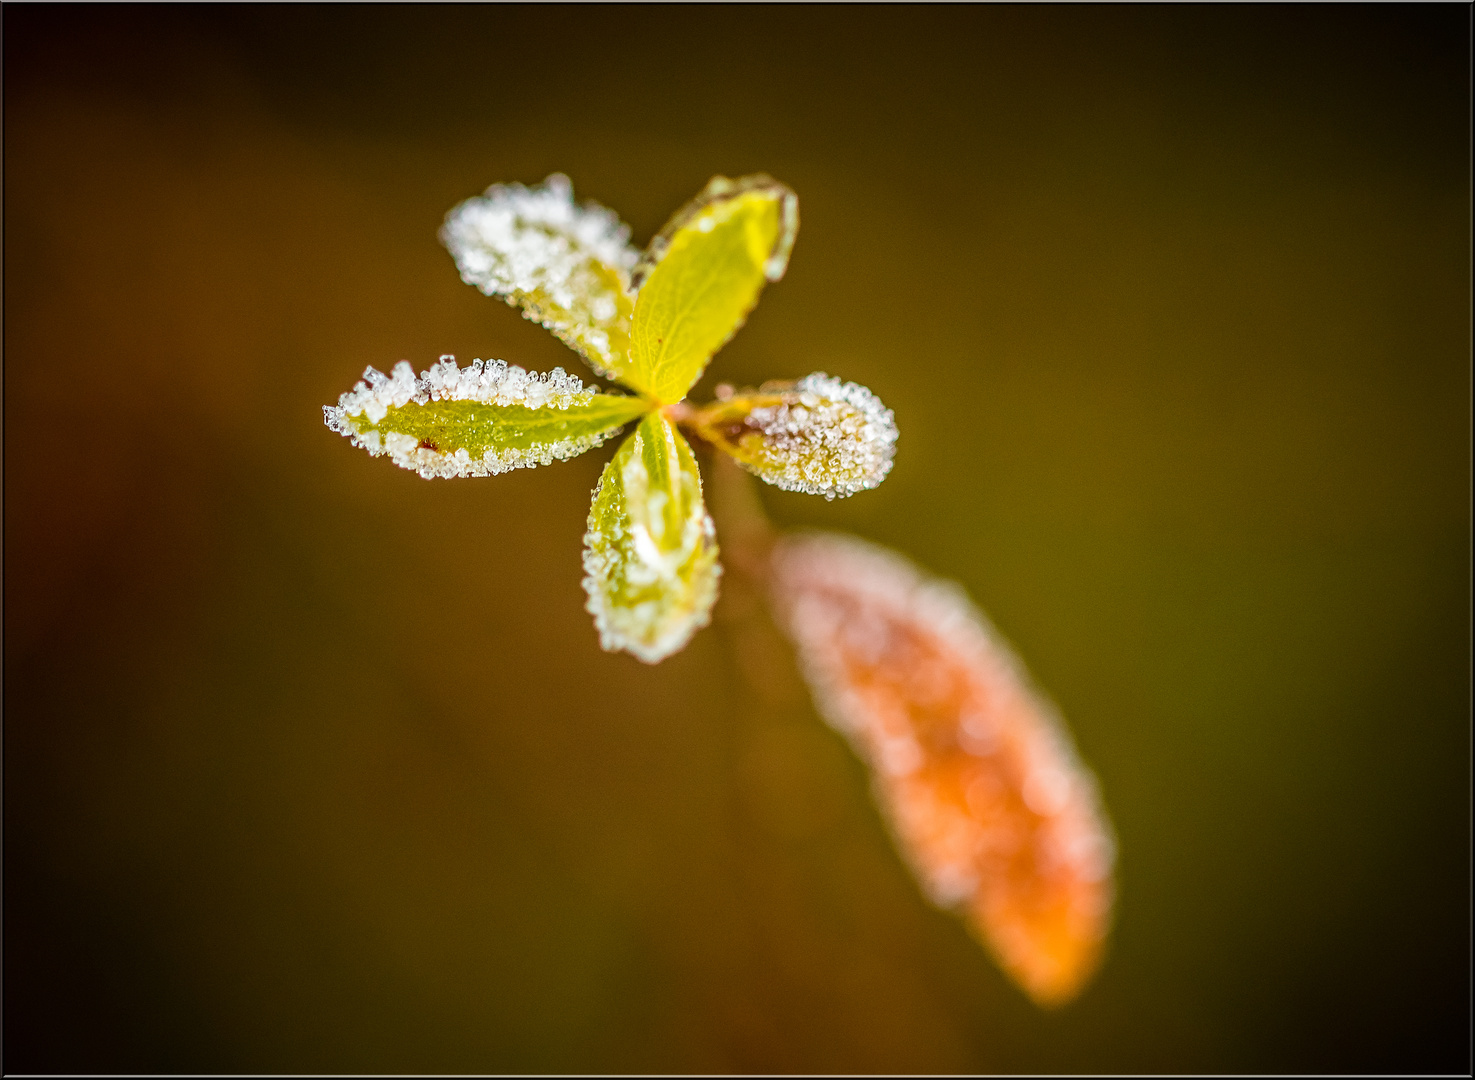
(324, 357, 649, 479)
(629, 175, 799, 404)
(582, 412, 721, 663)
(440, 174, 645, 389)
(693, 373, 897, 499)
(770, 533, 1115, 1007)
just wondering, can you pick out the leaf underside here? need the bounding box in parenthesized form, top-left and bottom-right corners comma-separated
(582, 412, 721, 663)
(629, 176, 798, 404)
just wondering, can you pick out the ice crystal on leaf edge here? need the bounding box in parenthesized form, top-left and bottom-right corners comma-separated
(324, 357, 645, 480)
(691, 373, 898, 500)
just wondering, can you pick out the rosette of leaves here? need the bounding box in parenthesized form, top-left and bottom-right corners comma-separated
(324, 174, 898, 663)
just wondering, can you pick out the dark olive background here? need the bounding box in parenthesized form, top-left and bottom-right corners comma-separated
(5, 5, 1469, 1074)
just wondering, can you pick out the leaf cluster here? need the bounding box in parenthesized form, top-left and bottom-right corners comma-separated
(325, 173, 897, 662)
(322, 174, 1113, 1009)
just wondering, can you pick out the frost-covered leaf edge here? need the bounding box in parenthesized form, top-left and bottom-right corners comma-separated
(693, 373, 898, 499)
(323, 356, 648, 479)
(581, 413, 722, 663)
(439, 173, 643, 387)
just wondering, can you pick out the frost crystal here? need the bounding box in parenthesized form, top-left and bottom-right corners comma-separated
(440, 174, 639, 382)
(323, 356, 628, 480)
(770, 532, 1115, 1006)
(697, 373, 898, 499)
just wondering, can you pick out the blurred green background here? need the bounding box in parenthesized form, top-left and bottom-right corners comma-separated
(5, 6, 1469, 1074)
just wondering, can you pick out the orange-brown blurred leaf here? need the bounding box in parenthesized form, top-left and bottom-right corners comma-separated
(770, 532, 1115, 1006)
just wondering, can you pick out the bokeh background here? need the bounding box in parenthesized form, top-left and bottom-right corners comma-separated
(5, 6, 1469, 1074)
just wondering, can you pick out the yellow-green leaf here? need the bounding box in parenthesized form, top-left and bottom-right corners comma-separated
(628, 175, 799, 404)
(440, 174, 647, 389)
(582, 412, 721, 663)
(691, 373, 897, 499)
(324, 358, 649, 479)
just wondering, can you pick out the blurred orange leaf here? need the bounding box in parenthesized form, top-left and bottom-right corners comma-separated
(770, 532, 1115, 1006)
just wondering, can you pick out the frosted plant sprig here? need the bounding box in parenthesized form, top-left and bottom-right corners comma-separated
(327, 174, 1114, 1007)
(325, 173, 898, 662)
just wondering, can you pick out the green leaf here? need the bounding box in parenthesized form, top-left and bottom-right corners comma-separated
(324, 358, 649, 479)
(440, 174, 648, 390)
(582, 412, 721, 663)
(691, 373, 897, 499)
(628, 175, 799, 404)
